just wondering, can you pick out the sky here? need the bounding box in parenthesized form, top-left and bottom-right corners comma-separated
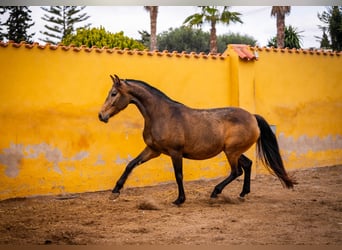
(26, 6, 328, 49)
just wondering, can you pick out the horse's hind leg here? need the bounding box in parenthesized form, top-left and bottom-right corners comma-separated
(210, 154, 242, 198)
(239, 154, 252, 198)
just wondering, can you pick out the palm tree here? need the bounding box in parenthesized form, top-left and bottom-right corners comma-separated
(271, 6, 291, 49)
(268, 25, 303, 49)
(144, 6, 158, 51)
(183, 6, 242, 54)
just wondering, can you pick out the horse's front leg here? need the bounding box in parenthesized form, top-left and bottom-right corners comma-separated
(170, 152, 186, 205)
(110, 146, 160, 200)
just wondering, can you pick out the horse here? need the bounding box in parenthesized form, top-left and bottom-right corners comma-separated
(98, 75, 296, 205)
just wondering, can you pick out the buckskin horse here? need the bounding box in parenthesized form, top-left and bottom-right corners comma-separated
(98, 75, 296, 205)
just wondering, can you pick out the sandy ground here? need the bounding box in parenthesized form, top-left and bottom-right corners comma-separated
(0, 165, 341, 245)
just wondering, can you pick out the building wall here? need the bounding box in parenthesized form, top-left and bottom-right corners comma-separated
(252, 47, 342, 170)
(0, 41, 341, 200)
(0, 42, 231, 200)
(226, 45, 342, 172)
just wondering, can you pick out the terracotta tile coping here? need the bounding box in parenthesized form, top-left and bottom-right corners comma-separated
(0, 41, 226, 60)
(2, 41, 340, 60)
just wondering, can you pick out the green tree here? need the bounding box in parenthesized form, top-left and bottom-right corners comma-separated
(268, 25, 303, 49)
(217, 32, 257, 52)
(138, 30, 150, 48)
(157, 26, 256, 53)
(318, 6, 342, 51)
(40, 6, 90, 44)
(0, 6, 35, 43)
(321, 28, 331, 49)
(144, 6, 158, 50)
(61, 26, 146, 50)
(271, 6, 291, 49)
(316, 27, 331, 49)
(157, 26, 210, 53)
(183, 6, 242, 54)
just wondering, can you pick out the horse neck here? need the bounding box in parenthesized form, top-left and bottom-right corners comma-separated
(129, 82, 172, 121)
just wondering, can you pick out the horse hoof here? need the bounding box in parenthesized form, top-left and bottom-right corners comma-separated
(210, 193, 218, 199)
(238, 196, 246, 202)
(172, 202, 183, 207)
(210, 188, 221, 198)
(172, 198, 185, 206)
(109, 192, 120, 200)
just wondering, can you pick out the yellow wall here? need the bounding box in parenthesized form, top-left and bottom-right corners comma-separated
(0, 41, 341, 200)
(226, 45, 342, 172)
(0, 42, 231, 200)
(254, 47, 342, 170)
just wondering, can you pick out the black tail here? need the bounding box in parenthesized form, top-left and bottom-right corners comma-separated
(254, 114, 296, 188)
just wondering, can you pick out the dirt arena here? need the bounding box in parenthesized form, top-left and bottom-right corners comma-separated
(0, 165, 341, 245)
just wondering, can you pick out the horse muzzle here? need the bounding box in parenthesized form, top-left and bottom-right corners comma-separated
(98, 112, 109, 123)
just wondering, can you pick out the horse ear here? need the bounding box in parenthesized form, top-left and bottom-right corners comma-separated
(110, 74, 122, 88)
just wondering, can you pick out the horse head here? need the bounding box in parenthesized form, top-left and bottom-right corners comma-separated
(98, 75, 131, 123)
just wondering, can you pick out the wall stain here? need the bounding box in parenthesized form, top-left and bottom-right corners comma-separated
(0, 143, 89, 178)
(71, 151, 89, 161)
(45, 147, 64, 174)
(94, 154, 105, 166)
(278, 133, 342, 155)
(115, 154, 133, 165)
(77, 134, 90, 149)
(0, 144, 24, 177)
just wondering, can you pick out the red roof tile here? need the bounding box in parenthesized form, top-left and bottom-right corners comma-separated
(251, 46, 341, 56)
(231, 45, 257, 61)
(1, 41, 340, 59)
(0, 41, 227, 60)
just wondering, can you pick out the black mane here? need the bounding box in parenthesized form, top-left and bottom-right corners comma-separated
(125, 79, 178, 104)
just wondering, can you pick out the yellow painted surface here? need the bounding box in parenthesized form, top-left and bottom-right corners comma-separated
(227, 45, 342, 172)
(0, 43, 231, 200)
(0, 42, 341, 200)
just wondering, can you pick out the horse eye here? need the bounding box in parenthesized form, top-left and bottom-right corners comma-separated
(111, 92, 117, 97)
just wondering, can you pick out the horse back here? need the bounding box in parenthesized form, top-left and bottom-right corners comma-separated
(144, 105, 259, 160)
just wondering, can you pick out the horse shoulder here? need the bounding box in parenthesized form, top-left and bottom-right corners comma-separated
(143, 104, 186, 149)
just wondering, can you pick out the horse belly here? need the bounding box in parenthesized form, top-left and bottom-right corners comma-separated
(182, 133, 225, 160)
(183, 149, 222, 160)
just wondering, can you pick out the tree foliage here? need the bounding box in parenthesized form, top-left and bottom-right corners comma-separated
(317, 6, 342, 51)
(217, 32, 257, 52)
(0, 6, 35, 43)
(40, 6, 90, 44)
(318, 27, 331, 49)
(138, 30, 151, 48)
(61, 26, 146, 50)
(267, 25, 303, 49)
(158, 26, 210, 53)
(157, 26, 257, 53)
(183, 6, 242, 53)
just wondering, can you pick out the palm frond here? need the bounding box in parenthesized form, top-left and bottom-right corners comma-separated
(183, 13, 204, 27)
